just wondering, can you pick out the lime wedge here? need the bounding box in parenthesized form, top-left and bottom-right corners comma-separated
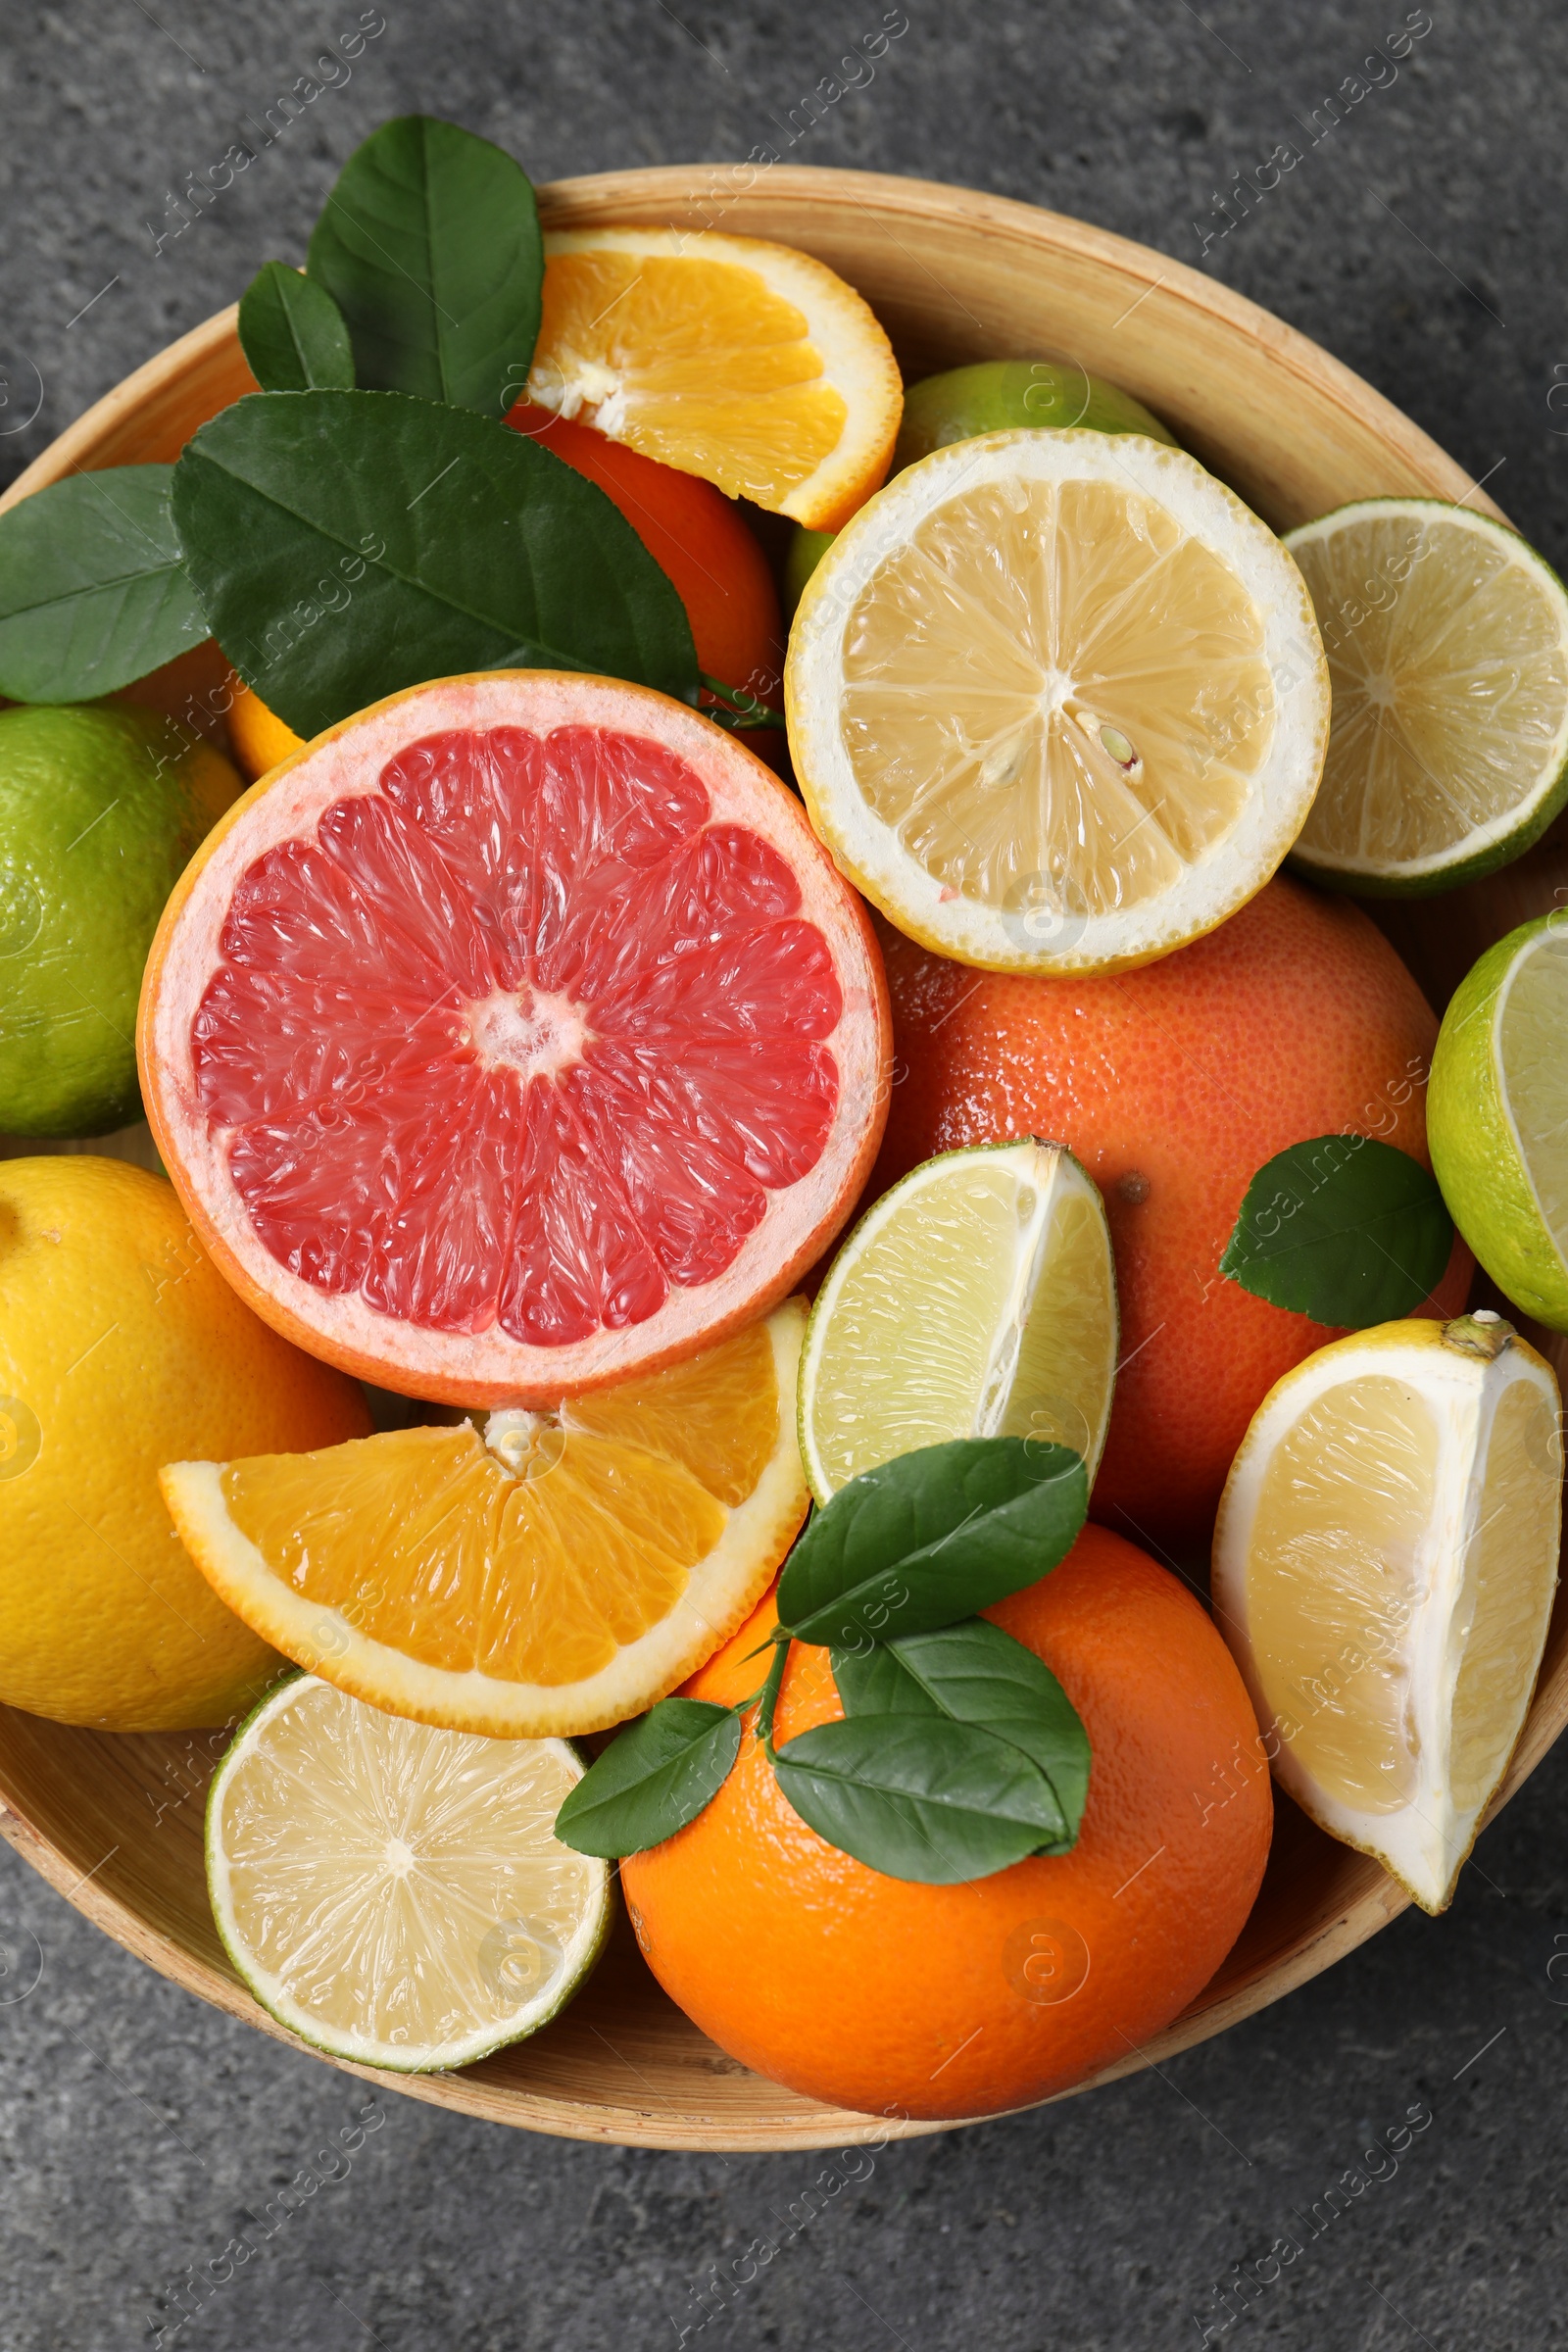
(207, 1675, 610, 2071)
(798, 1139, 1117, 1502)
(1285, 500, 1568, 895)
(1429, 913, 1568, 1330)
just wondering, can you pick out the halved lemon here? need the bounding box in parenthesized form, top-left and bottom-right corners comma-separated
(1430, 914, 1568, 1331)
(1284, 500, 1568, 894)
(798, 1140, 1117, 1502)
(526, 227, 902, 529)
(208, 1675, 610, 2071)
(1213, 1312, 1562, 1914)
(787, 428, 1330, 974)
(163, 1302, 808, 1738)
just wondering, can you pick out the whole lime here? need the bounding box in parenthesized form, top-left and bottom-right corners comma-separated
(893, 358, 1178, 469)
(783, 360, 1180, 613)
(0, 704, 239, 1136)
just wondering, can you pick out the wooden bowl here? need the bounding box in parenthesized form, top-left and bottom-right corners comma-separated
(2, 166, 1563, 2151)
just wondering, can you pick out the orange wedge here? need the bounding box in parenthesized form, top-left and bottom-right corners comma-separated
(527, 227, 902, 529)
(161, 1301, 808, 1739)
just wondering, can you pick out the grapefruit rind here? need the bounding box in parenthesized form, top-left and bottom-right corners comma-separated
(138, 671, 891, 1406)
(163, 1299, 811, 1739)
(786, 428, 1331, 976)
(206, 1674, 612, 2071)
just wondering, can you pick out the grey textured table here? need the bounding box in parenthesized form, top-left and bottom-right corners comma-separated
(3, 4, 1568, 2346)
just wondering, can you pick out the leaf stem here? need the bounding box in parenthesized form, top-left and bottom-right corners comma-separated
(699, 670, 785, 731)
(753, 1637, 790, 1763)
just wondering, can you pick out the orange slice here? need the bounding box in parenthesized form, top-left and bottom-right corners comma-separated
(526, 228, 902, 530)
(161, 1301, 808, 1738)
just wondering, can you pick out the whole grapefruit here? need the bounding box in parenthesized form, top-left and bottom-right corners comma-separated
(622, 1524, 1272, 2122)
(866, 876, 1473, 1552)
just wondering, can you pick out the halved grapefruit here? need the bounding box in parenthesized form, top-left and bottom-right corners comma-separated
(138, 673, 891, 1403)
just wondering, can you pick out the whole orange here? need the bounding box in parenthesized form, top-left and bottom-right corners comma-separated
(505, 400, 783, 703)
(621, 1524, 1271, 2123)
(866, 876, 1473, 1553)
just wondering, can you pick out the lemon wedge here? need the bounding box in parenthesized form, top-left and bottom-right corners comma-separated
(1213, 1312, 1561, 1913)
(787, 428, 1329, 974)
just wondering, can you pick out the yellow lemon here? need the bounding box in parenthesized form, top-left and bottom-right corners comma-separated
(0, 1156, 369, 1730)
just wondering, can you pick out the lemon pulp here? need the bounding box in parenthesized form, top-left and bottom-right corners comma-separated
(838, 476, 1275, 916)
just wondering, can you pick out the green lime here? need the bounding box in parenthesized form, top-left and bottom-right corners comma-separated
(783, 359, 1179, 617)
(1429, 913, 1568, 1331)
(797, 1138, 1118, 1503)
(207, 1673, 612, 2072)
(1285, 501, 1568, 896)
(0, 704, 239, 1136)
(893, 359, 1179, 470)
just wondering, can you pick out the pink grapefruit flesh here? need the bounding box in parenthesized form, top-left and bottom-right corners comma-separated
(139, 673, 891, 1403)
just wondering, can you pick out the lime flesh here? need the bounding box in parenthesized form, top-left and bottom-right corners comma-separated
(1429, 913, 1568, 1330)
(0, 704, 239, 1135)
(1284, 501, 1568, 896)
(207, 1675, 611, 2071)
(798, 1137, 1118, 1501)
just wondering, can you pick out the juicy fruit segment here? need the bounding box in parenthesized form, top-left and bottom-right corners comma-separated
(800, 1140, 1117, 1501)
(788, 430, 1330, 975)
(1429, 916, 1568, 1331)
(141, 673, 891, 1403)
(528, 228, 902, 528)
(0, 704, 239, 1135)
(227, 680, 305, 782)
(1213, 1317, 1562, 1913)
(163, 1302, 810, 1736)
(208, 1675, 609, 2070)
(1286, 502, 1568, 892)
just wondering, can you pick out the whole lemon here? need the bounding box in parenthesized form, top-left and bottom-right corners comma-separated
(0, 1156, 370, 1730)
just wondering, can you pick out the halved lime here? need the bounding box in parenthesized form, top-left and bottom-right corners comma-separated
(1284, 500, 1568, 895)
(1429, 913, 1568, 1330)
(207, 1675, 610, 2072)
(798, 1138, 1118, 1502)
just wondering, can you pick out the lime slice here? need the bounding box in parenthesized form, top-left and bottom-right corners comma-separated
(1284, 500, 1568, 895)
(207, 1675, 610, 2071)
(798, 1139, 1117, 1502)
(1429, 913, 1568, 1330)
(1214, 1312, 1562, 1914)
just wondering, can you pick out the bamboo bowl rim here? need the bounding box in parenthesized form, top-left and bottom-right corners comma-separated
(0, 164, 1553, 2152)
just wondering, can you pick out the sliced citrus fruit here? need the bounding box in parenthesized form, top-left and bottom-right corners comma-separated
(164, 1300, 809, 1736)
(1284, 500, 1568, 895)
(1213, 1311, 1562, 1914)
(787, 428, 1330, 975)
(799, 1139, 1117, 1502)
(526, 227, 902, 530)
(208, 1674, 610, 2070)
(138, 672, 890, 1404)
(1429, 913, 1568, 1331)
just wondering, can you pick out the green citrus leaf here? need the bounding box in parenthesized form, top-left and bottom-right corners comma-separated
(831, 1617, 1089, 1852)
(238, 262, 356, 392)
(307, 115, 542, 416)
(0, 466, 205, 701)
(171, 389, 699, 736)
(554, 1699, 741, 1859)
(776, 1438, 1087, 1650)
(771, 1715, 1064, 1885)
(1221, 1134, 1453, 1326)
